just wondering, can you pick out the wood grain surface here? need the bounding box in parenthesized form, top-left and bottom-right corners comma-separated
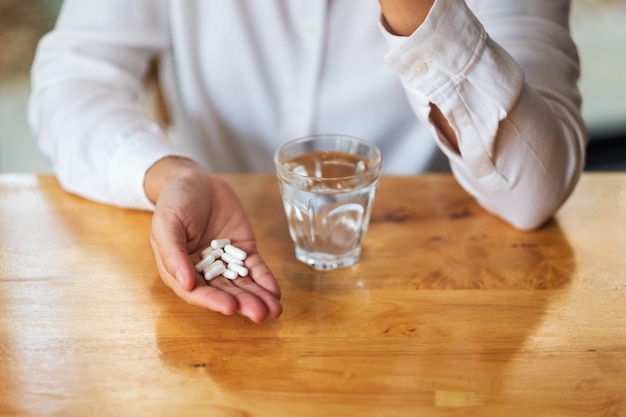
(1, 173, 625, 417)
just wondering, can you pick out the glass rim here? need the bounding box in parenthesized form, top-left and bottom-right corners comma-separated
(274, 134, 382, 181)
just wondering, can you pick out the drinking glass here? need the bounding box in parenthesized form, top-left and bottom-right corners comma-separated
(274, 134, 382, 270)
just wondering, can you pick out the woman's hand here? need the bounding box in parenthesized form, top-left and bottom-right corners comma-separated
(144, 157, 282, 323)
(378, 0, 435, 36)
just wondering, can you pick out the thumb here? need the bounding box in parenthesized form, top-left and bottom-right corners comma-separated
(150, 211, 196, 292)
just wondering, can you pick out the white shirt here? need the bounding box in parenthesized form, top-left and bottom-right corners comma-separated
(29, 0, 586, 229)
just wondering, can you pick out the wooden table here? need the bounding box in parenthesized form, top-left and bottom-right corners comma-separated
(1, 173, 625, 416)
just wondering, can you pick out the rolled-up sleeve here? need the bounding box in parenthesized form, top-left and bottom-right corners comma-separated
(381, 0, 587, 229)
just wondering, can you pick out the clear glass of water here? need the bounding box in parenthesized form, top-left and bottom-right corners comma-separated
(274, 134, 382, 270)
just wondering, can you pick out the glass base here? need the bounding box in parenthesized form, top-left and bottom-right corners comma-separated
(295, 246, 361, 271)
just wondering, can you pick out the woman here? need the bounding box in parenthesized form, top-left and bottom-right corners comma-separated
(29, 0, 586, 322)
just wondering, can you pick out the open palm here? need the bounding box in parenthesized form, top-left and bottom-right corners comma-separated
(149, 163, 282, 323)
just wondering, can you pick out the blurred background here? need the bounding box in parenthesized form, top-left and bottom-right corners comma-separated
(1, 0, 625, 173)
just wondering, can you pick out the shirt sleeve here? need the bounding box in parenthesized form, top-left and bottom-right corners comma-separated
(380, 0, 587, 230)
(28, 0, 185, 210)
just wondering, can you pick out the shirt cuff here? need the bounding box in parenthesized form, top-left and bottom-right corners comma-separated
(379, 0, 524, 183)
(380, 0, 487, 100)
(108, 122, 188, 210)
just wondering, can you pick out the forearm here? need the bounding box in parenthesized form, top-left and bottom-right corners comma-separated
(28, 0, 180, 209)
(380, 0, 586, 229)
(29, 75, 178, 209)
(450, 85, 586, 230)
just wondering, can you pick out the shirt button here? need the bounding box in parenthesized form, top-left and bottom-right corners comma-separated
(410, 61, 429, 76)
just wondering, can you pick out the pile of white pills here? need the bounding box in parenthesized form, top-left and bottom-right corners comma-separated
(195, 238, 249, 282)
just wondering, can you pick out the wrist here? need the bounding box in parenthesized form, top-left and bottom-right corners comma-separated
(144, 156, 203, 204)
(378, 0, 435, 36)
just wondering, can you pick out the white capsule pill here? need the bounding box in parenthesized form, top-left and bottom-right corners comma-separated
(201, 247, 223, 260)
(227, 262, 248, 277)
(220, 251, 243, 265)
(203, 260, 226, 281)
(211, 238, 231, 249)
(222, 269, 238, 280)
(195, 255, 215, 272)
(224, 244, 247, 261)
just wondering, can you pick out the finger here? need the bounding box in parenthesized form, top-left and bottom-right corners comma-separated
(157, 250, 281, 321)
(154, 249, 240, 315)
(232, 276, 283, 319)
(182, 280, 240, 316)
(245, 254, 282, 299)
(208, 277, 270, 323)
(188, 249, 283, 321)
